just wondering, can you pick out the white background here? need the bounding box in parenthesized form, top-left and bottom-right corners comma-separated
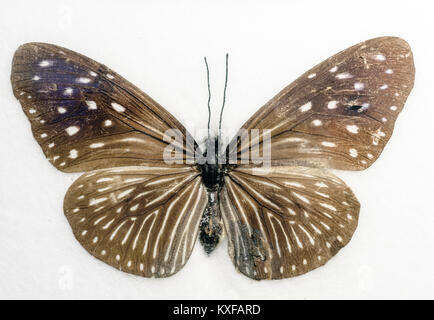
(1, 0, 433, 300)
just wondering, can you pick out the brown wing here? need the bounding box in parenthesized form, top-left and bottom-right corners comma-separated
(64, 165, 207, 277)
(11, 43, 194, 172)
(221, 166, 360, 280)
(230, 37, 415, 170)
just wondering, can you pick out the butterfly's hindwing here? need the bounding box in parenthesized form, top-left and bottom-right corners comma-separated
(11, 43, 194, 172)
(231, 37, 415, 170)
(64, 165, 207, 277)
(221, 166, 360, 280)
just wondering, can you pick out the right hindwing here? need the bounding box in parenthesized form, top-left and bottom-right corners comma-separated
(221, 166, 360, 280)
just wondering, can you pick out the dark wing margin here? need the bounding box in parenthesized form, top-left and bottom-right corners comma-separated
(229, 37, 415, 170)
(221, 166, 360, 280)
(64, 165, 207, 277)
(11, 43, 195, 172)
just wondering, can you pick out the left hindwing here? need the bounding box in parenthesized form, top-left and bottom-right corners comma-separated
(230, 37, 415, 170)
(64, 165, 207, 277)
(221, 166, 360, 280)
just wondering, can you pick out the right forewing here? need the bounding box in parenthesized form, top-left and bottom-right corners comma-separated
(229, 37, 414, 170)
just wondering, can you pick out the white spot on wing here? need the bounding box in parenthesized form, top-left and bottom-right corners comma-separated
(321, 141, 336, 147)
(77, 77, 91, 84)
(354, 82, 364, 90)
(69, 149, 78, 159)
(327, 101, 338, 109)
(90, 142, 104, 148)
(349, 148, 358, 157)
(111, 102, 126, 112)
(66, 126, 79, 136)
(346, 125, 359, 134)
(336, 72, 353, 79)
(299, 101, 312, 112)
(63, 87, 73, 96)
(329, 66, 338, 73)
(86, 100, 97, 110)
(39, 60, 51, 67)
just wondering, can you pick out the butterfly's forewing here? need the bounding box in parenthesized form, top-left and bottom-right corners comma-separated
(64, 165, 207, 277)
(11, 43, 194, 172)
(221, 166, 359, 280)
(231, 37, 415, 170)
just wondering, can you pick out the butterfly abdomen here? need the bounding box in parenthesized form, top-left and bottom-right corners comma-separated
(199, 190, 224, 254)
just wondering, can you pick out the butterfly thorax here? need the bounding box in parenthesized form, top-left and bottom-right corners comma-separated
(198, 136, 227, 254)
(198, 136, 227, 190)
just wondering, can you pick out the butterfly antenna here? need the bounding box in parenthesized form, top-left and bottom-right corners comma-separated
(204, 57, 212, 140)
(218, 53, 229, 142)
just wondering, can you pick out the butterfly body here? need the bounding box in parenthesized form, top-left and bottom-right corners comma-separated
(198, 136, 226, 253)
(11, 38, 415, 280)
(198, 161, 225, 191)
(199, 189, 224, 254)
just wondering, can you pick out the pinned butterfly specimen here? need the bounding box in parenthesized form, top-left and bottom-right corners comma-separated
(11, 37, 414, 280)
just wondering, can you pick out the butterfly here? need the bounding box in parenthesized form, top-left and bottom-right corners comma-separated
(11, 37, 414, 280)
